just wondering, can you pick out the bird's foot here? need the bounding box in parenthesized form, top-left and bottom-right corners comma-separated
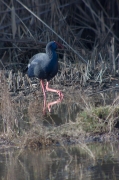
(47, 98, 63, 112)
(57, 90, 64, 99)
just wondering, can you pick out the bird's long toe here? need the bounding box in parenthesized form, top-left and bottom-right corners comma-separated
(57, 90, 64, 99)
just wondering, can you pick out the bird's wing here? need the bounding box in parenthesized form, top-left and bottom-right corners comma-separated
(29, 53, 48, 64)
(28, 53, 50, 74)
(28, 53, 48, 66)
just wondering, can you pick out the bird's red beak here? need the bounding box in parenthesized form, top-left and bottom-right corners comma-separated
(55, 41, 63, 49)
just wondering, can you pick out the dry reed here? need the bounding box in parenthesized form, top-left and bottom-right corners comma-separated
(0, 0, 119, 149)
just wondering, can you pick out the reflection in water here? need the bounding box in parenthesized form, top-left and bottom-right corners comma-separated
(0, 142, 119, 180)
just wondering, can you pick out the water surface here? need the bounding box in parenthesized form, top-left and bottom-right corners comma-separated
(0, 142, 119, 180)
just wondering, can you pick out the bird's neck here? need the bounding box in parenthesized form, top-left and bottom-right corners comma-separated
(46, 48, 56, 60)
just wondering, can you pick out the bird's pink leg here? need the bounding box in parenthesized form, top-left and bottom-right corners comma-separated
(40, 80, 46, 98)
(43, 97, 47, 114)
(47, 97, 63, 112)
(46, 81, 63, 98)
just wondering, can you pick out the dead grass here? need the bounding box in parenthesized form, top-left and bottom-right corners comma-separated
(0, 72, 18, 137)
(0, 72, 118, 156)
(76, 100, 119, 134)
(0, 1, 119, 151)
(0, 71, 119, 149)
(0, 0, 119, 88)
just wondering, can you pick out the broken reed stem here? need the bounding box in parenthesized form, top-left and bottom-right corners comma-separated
(0, 72, 17, 135)
(16, 0, 87, 64)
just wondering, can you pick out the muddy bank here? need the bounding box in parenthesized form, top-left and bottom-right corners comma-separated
(0, 129, 119, 151)
(1, 78, 119, 150)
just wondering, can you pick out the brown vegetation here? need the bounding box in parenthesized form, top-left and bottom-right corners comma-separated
(0, 0, 119, 87)
(0, 0, 119, 148)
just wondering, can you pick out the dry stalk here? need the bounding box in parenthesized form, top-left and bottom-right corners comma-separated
(105, 97, 119, 132)
(77, 142, 95, 160)
(16, 0, 87, 64)
(0, 72, 17, 136)
(11, 4, 17, 39)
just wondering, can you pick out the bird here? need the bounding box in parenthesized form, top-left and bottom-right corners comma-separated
(27, 41, 63, 99)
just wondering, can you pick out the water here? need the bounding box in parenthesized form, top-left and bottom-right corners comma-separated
(0, 142, 119, 180)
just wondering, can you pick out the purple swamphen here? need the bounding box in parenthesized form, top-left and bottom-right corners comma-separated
(27, 41, 63, 99)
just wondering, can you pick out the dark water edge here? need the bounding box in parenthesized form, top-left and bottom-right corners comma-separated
(0, 142, 119, 180)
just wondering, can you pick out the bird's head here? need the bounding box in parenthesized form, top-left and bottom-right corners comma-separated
(47, 41, 63, 51)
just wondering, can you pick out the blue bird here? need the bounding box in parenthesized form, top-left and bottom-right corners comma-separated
(27, 41, 63, 99)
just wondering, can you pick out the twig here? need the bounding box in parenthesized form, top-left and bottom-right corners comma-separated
(88, 86, 119, 96)
(16, 0, 87, 64)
